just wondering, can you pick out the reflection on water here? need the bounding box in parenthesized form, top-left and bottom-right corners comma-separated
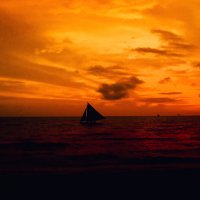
(0, 116, 200, 174)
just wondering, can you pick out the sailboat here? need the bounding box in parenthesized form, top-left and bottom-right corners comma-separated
(80, 103, 105, 124)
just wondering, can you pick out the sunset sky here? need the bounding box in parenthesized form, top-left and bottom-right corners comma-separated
(0, 0, 200, 116)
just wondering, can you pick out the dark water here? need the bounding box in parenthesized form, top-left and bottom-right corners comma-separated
(0, 116, 200, 174)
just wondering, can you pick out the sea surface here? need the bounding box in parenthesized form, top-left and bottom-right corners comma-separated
(0, 116, 200, 175)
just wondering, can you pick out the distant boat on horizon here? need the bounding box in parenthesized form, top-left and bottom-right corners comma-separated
(80, 103, 105, 124)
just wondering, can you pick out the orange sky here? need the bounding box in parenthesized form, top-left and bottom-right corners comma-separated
(0, 0, 200, 116)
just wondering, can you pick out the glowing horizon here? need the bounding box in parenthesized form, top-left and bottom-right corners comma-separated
(0, 0, 200, 116)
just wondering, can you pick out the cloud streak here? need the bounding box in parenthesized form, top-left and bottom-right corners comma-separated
(133, 47, 182, 57)
(159, 92, 182, 95)
(141, 97, 179, 104)
(88, 65, 131, 78)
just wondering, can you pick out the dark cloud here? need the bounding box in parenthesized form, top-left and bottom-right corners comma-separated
(141, 97, 178, 103)
(98, 76, 144, 100)
(159, 77, 171, 84)
(159, 92, 182, 95)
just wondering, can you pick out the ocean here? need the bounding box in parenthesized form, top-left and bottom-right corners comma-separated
(0, 116, 200, 175)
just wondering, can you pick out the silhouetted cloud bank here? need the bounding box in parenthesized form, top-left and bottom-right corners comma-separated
(98, 76, 144, 100)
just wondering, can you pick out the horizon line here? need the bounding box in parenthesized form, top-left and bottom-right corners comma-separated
(1, 115, 200, 118)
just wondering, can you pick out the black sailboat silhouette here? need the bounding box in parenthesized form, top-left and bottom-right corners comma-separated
(80, 103, 105, 124)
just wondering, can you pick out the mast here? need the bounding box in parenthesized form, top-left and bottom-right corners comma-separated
(86, 106, 88, 120)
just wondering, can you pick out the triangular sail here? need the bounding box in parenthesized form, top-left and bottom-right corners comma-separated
(80, 103, 105, 123)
